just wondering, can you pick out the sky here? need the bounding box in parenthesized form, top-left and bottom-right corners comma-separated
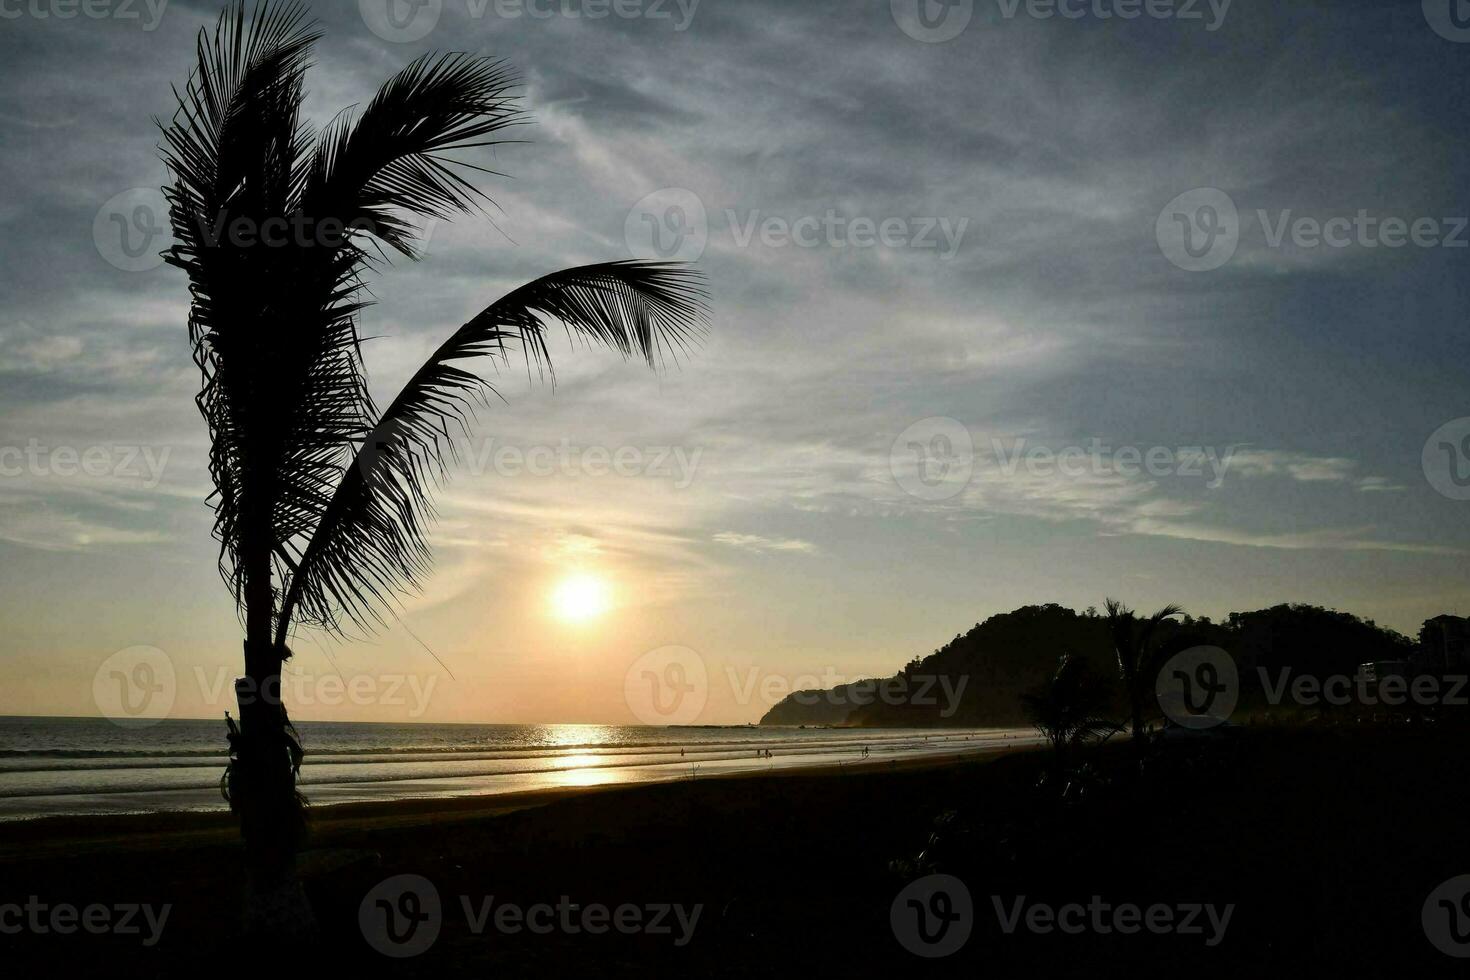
(1, 0, 1468, 725)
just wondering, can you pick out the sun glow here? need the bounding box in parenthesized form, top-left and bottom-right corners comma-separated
(551, 573, 611, 623)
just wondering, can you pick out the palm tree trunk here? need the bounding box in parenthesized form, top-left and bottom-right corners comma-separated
(231, 543, 313, 935)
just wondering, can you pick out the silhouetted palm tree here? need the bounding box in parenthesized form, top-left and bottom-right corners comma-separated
(159, 1, 705, 923)
(1020, 654, 1117, 773)
(1104, 598, 1182, 747)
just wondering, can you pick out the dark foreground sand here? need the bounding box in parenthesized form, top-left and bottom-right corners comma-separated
(2, 728, 1468, 977)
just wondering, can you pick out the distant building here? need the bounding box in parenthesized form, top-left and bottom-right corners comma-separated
(1418, 616, 1470, 673)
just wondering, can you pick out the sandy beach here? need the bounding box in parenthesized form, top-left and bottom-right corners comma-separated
(4, 727, 1469, 976)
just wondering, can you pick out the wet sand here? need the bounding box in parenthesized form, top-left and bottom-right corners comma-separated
(0, 745, 1019, 861)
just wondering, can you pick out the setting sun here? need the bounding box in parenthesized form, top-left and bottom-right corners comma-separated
(551, 574, 612, 623)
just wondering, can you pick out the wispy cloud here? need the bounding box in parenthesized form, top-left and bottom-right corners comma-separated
(712, 532, 817, 554)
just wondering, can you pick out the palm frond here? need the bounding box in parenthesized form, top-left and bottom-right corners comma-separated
(1022, 654, 1118, 751)
(302, 52, 525, 259)
(275, 261, 709, 641)
(160, 1, 350, 612)
(1136, 603, 1184, 677)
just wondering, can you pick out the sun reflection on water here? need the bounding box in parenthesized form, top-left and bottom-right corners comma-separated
(555, 767, 621, 788)
(532, 724, 621, 749)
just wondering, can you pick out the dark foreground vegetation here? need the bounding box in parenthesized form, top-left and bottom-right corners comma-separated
(3, 723, 1467, 976)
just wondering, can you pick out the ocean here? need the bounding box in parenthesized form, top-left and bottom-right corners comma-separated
(0, 716, 1037, 821)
